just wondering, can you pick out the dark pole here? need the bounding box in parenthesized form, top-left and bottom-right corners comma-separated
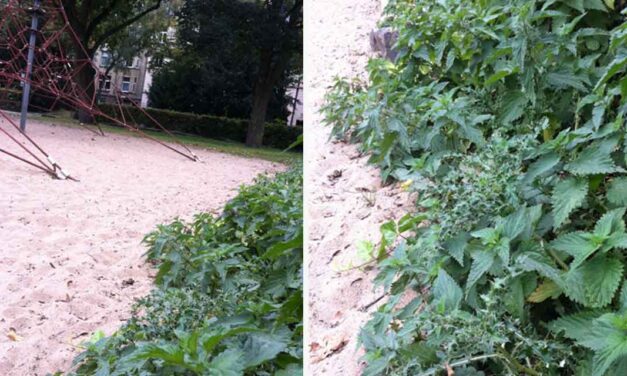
(19, 0, 41, 132)
(289, 77, 302, 127)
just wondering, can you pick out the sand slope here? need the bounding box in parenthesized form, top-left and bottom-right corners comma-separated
(305, 1, 414, 375)
(0, 117, 280, 375)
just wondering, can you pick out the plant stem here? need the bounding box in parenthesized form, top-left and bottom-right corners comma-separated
(418, 354, 502, 376)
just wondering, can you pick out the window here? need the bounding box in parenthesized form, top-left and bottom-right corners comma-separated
(125, 57, 137, 68)
(121, 76, 131, 93)
(100, 52, 111, 68)
(99, 75, 112, 91)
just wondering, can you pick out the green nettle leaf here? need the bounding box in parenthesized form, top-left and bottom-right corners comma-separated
(581, 255, 624, 308)
(444, 233, 469, 266)
(551, 232, 598, 259)
(523, 152, 561, 183)
(590, 314, 627, 376)
(552, 177, 589, 228)
(584, 0, 608, 11)
(466, 251, 495, 290)
(209, 349, 246, 376)
(433, 269, 463, 311)
(518, 252, 562, 281)
(547, 71, 589, 91)
(239, 332, 290, 368)
(607, 178, 627, 206)
(550, 311, 605, 348)
(595, 55, 627, 90)
(322, 0, 627, 373)
(566, 143, 618, 175)
(594, 208, 626, 236)
(620, 280, 627, 312)
(498, 91, 528, 124)
(485, 67, 517, 86)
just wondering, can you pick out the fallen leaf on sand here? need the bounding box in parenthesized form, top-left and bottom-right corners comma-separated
(310, 334, 349, 363)
(7, 328, 23, 342)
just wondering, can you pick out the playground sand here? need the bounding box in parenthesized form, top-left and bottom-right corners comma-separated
(305, 0, 415, 375)
(0, 117, 281, 375)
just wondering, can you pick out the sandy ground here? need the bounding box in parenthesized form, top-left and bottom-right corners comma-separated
(305, 0, 414, 375)
(0, 116, 280, 376)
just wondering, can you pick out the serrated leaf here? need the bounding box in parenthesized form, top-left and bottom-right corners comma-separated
(209, 349, 245, 376)
(485, 68, 517, 86)
(239, 331, 290, 368)
(595, 55, 627, 90)
(503, 207, 528, 240)
(594, 208, 626, 237)
(590, 316, 627, 376)
(523, 152, 561, 183)
(620, 280, 627, 312)
(551, 231, 598, 259)
(506, 274, 536, 318)
(563, 0, 585, 12)
(584, 0, 608, 10)
(466, 251, 495, 290)
(547, 71, 589, 91)
(607, 178, 627, 206)
(580, 255, 624, 308)
(445, 233, 469, 266)
(566, 143, 618, 175)
(561, 267, 589, 304)
(433, 269, 463, 311)
(517, 252, 562, 281)
(552, 177, 589, 228)
(550, 311, 604, 346)
(498, 91, 528, 124)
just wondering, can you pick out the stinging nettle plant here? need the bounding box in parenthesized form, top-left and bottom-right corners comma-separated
(56, 168, 303, 376)
(323, 0, 627, 374)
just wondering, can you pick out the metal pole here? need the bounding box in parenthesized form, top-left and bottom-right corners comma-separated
(289, 78, 302, 127)
(19, 0, 41, 132)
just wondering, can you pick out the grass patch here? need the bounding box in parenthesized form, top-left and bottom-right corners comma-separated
(37, 111, 301, 165)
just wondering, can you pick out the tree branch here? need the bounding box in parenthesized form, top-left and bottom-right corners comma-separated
(85, 0, 122, 40)
(90, 0, 162, 54)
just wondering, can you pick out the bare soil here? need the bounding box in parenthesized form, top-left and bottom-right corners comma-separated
(0, 116, 281, 375)
(305, 1, 414, 375)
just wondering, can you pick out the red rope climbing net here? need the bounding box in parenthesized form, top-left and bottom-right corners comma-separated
(0, 0, 198, 180)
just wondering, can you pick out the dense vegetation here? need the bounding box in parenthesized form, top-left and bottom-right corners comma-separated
(323, 0, 627, 374)
(148, 0, 303, 148)
(97, 104, 303, 150)
(58, 168, 303, 375)
(148, 0, 289, 121)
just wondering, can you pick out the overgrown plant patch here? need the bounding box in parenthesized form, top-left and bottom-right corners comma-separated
(324, 0, 627, 374)
(55, 168, 303, 375)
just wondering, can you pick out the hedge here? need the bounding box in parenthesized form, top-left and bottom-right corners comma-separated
(96, 104, 302, 150)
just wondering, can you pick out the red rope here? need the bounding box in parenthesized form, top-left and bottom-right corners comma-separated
(0, 0, 198, 178)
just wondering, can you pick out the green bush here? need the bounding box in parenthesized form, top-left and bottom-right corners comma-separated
(324, 0, 627, 375)
(60, 167, 303, 375)
(97, 104, 302, 150)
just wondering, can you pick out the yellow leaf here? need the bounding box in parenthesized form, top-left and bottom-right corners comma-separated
(528, 280, 562, 303)
(7, 328, 23, 342)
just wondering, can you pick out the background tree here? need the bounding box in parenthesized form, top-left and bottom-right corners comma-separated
(148, 0, 292, 121)
(244, 0, 303, 147)
(59, 0, 167, 121)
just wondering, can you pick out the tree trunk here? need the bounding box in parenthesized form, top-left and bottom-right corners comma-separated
(246, 50, 288, 148)
(246, 79, 273, 147)
(75, 56, 96, 124)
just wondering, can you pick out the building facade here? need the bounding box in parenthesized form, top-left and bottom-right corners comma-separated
(93, 50, 150, 106)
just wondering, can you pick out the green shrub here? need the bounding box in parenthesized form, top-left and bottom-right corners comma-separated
(62, 168, 303, 376)
(97, 104, 302, 150)
(324, 0, 627, 374)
